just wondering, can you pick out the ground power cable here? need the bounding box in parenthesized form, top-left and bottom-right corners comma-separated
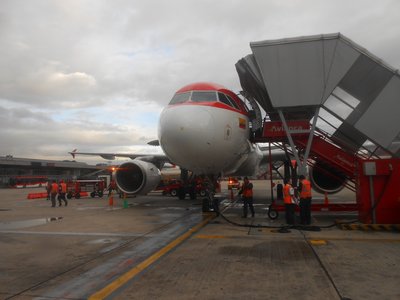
(216, 197, 359, 232)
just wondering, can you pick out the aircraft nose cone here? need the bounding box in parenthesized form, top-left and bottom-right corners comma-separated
(158, 105, 215, 172)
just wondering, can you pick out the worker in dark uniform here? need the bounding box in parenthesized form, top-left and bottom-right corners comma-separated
(298, 175, 312, 225)
(50, 180, 58, 207)
(108, 180, 116, 196)
(58, 180, 68, 206)
(46, 181, 51, 200)
(283, 178, 296, 225)
(276, 181, 283, 201)
(238, 177, 255, 218)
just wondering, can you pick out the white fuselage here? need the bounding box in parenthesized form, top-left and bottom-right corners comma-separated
(158, 103, 262, 176)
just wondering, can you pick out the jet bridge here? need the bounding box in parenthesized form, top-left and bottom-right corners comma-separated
(236, 33, 400, 224)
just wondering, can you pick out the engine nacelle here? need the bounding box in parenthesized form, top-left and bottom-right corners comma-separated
(309, 161, 346, 194)
(114, 160, 161, 195)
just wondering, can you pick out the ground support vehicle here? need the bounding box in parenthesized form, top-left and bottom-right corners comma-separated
(227, 177, 240, 190)
(66, 180, 105, 199)
(155, 179, 206, 199)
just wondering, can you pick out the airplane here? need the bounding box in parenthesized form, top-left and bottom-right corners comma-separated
(70, 82, 346, 202)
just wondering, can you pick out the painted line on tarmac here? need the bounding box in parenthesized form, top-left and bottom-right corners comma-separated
(195, 234, 227, 239)
(0, 230, 146, 237)
(88, 214, 214, 300)
(309, 237, 400, 243)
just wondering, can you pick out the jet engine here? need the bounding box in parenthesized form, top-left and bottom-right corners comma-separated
(309, 161, 346, 194)
(114, 160, 161, 195)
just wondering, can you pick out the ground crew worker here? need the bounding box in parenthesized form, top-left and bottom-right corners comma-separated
(58, 180, 68, 206)
(238, 177, 255, 218)
(50, 180, 58, 207)
(283, 178, 296, 225)
(276, 181, 283, 201)
(46, 181, 51, 200)
(298, 175, 312, 225)
(108, 180, 116, 196)
(212, 179, 221, 216)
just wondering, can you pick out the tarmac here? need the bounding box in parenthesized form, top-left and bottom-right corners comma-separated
(0, 181, 399, 300)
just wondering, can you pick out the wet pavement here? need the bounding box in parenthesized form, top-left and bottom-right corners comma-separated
(0, 183, 399, 300)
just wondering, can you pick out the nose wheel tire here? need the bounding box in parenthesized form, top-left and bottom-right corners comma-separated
(267, 204, 279, 220)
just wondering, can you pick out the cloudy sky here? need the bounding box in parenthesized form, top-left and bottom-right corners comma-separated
(1, 0, 399, 164)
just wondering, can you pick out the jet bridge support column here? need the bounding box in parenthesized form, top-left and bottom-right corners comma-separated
(278, 108, 319, 176)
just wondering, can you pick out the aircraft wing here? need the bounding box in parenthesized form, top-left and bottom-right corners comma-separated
(69, 149, 172, 170)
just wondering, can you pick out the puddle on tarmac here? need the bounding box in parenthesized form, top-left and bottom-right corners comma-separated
(0, 217, 63, 230)
(86, 238, 119, 244)
(156, 207, 186, 211)
(76, 207, 104, 211)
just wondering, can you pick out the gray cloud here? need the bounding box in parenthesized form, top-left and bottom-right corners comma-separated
(1, 0, 399, 161)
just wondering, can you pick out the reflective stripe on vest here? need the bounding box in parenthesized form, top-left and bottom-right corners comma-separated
(300, 179, 312, 198)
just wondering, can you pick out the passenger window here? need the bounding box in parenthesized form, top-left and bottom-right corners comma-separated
(191, 91, 217, 102)
(169, 92, 191, 105)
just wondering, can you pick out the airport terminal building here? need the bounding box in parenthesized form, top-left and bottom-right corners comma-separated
(0, 155, 107, 188)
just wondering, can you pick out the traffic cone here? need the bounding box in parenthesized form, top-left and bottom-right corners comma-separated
(324, 192, 329, 206)
(123, 193, 128, 208)
(108, 194, 114, 207)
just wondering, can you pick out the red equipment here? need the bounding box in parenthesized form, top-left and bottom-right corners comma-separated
(66, 180, 105, 199)
(9, 175, 48, 188)
(155, 179, 206, 197)
(260, 120, 400, 224)
(357, 159, 400, 224)
(227, 177, 240, 190)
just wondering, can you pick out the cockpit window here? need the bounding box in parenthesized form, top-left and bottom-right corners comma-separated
(227, 95, 241, 110)
(218, 92, 234, 108)
(218, 92, 240, 110)
(191, 91, 217, 102)
(169, 91, 191, 105)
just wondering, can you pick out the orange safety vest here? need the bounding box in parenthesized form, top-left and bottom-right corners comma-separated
(51, 183, 58, 194)
(299, 179, 312, 198)
(60, 182, 67, 193)
(283, 184, 294, 204)
(241, 182, 253, 198)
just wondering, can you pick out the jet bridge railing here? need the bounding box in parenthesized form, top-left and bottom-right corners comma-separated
(259, 123, 358, 192)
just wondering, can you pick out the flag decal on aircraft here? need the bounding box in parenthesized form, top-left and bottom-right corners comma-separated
(239, 118, 246, 129)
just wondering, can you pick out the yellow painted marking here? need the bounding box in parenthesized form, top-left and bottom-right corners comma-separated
(340, 224, 400, 231)
(195, 235, 227, 239)
(309, 239, 327, 246)
(311, 237, 400, 243)
(89, 215, 214, 300)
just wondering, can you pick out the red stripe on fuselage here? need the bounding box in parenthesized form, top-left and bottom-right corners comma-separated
(167, 101, 249, 116)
